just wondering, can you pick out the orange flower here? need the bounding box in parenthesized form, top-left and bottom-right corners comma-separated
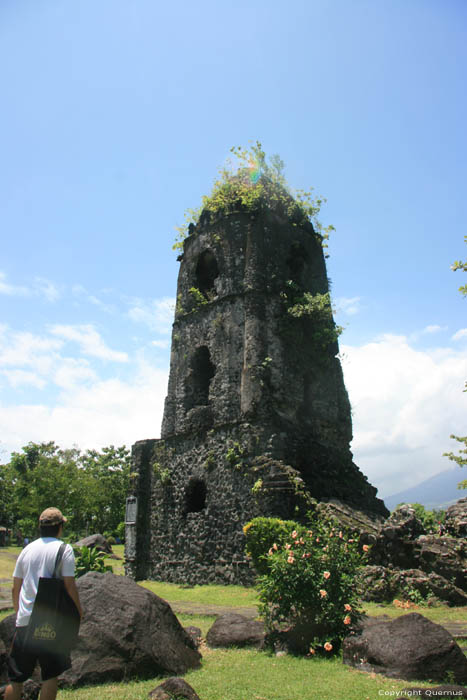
(299, 537, 305, 545)
(291, 530, 298, 538)
(285, 543, 292, 550)
(344, 603, 352, 611)
(307, 530, 313, 537)
(362, 544, 369, 552)
(323, 571, 331, 579)
(272, 543, 278, 550)
(343, 615, 351, 625)
(268, 548, 273, 556)
(315, 537, 320, 543)
(339, 531, 343, 538)
(319, 589, 327, 598)
(324, 642, 333, 652)
(287, 555, 295, 564)
(308, 647, 315, 655)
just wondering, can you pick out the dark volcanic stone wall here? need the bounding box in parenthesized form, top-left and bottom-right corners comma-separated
(126, 205, 387, 584)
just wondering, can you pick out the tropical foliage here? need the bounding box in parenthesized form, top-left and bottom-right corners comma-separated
(73, 545, 113, 578)
(248, 515, 368, 655)
(174, 141, 334, 253)
(0, 442, 130, 538)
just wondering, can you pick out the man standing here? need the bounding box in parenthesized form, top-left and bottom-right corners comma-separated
(4, 508, 82, 700)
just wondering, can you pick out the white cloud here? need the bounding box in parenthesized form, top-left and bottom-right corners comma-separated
(0, 271, 29, 297)
(53, 358, 97, 390)
(422, 325, 446, 334)
(335, 296, 362, 316)
(452, 328, 467, 341)
(341, 333, 467, 497)
(0, 361, 168, 456)
(127, 297, 175, 334)
(151, 340, 170, 349)
(0, 329, 63, 374)
(34, 277, 60, 302)
(72, 284, 115, 313)
(1, 369, 47, 389)
(49, 324, 128, 363)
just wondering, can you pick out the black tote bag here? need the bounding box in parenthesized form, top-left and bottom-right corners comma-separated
(24, 543, 80, 655)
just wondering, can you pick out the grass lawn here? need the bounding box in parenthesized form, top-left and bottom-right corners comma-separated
(57, 650, 440, 700)
(0, 547, 465, 699)
(140, 580, 259, 608)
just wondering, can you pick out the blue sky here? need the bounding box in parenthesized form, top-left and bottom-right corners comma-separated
(1, 0, 466, 499)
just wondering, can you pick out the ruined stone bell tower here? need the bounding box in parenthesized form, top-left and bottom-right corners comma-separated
(125, 195, 387, 584)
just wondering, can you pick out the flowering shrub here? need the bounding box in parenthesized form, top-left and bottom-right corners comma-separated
(255, 516, 369, 655)
(243, 517, 301, 575)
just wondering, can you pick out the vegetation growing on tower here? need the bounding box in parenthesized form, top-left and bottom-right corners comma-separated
(173, 141, 335, 253)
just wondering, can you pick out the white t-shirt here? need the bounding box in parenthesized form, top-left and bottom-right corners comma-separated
(13, 537, 76, 627)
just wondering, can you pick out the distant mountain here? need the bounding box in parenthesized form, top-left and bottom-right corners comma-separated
(383, 467, 466, 512)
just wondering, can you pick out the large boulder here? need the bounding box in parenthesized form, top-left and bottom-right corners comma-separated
(359, 565, 467, 606)
(66, 572, 201, 686)
(370, 527, 466, 593)
(380, 504, 426, 540)
(73, 534, 120, 559)
(0, 573, 201, 687)
(445, 497, 467, 538)
(206, 613, 265, 649)
(343, 613, 467, 683)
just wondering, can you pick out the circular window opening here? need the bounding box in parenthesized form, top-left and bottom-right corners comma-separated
(184, 478, 207, 515)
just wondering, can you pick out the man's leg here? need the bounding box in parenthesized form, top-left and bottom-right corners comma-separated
(3, 682, 23, 700)
(40, 677, 58, 700)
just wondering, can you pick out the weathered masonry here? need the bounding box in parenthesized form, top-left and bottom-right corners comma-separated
(125, 202, 388, 584)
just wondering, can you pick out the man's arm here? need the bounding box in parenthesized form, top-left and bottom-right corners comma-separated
(12, 577, 22, 614)
(63, 576, 83, 618)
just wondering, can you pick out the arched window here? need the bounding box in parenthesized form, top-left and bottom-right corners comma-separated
(196, 250, 219, 297)
(184, 478, 207, 514)
(184, 346, 216, 410)
(286, 243, 308, 286)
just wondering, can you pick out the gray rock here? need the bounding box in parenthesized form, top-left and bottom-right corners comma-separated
(445, 497, 467, 538)
(359, 565, 467, 606)
(68, 572, 199, 686)
(343, 612, 467, 683)
(148, 677, 202, 700)
(73, 534, 121, 559)
(184, 626, 202, 649)
(380, 504, 426, 541)
(206, 613, 265, 648)
(0, 575, 202, 689)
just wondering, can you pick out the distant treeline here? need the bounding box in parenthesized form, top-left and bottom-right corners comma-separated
(0, 441, 130, 542)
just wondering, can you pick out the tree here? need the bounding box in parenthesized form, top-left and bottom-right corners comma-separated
(2, 442, 131, 537)
(446, 237, 467, 488)
(78, 445, 131, 535)
(451, 235, 467, 296)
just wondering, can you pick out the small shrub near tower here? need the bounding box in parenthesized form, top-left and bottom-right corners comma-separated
(246, 516, 369, 655)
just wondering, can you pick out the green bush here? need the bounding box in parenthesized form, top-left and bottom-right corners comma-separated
(255, 516, 368, 655)
(73, 545, 113, 578)
(243, 517, 301, 575)
(115, 521, 125, 543)
(17, 518, 37, 540)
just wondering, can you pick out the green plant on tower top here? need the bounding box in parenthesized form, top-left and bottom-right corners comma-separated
(173, 141, 335, 252)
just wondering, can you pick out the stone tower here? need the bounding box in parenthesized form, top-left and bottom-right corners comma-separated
(125, 200, 387, 584)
